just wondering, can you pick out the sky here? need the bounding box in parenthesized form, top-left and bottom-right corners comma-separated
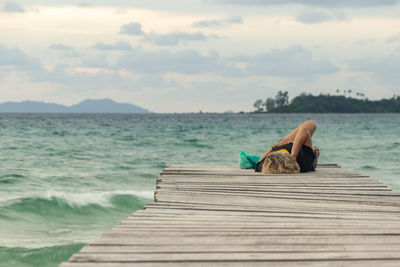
(1, 0, 400, 113)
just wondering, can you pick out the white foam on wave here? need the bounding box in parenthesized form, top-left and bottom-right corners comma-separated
(0, 190, 153, 207)
(44, 190, 153, 207)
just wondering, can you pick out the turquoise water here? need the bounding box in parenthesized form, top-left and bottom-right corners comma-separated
(0, 113, 399, 266)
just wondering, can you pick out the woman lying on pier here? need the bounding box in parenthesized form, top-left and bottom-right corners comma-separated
(255, 120, 319, 174)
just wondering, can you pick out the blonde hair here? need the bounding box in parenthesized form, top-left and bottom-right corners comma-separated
(262, 151, 300, 174)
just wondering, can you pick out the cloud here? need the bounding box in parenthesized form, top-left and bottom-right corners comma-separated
(118, 21, 211, 46)
(91, 40, 132, 50)
(0, 45, 119, 90)
(295, 10, 347, 24)
(348, 55, 400, 82)
(193, 19, 223, 28)
(136, 74, 178, 88)
(77, 2, 92, 7)
(116, 48, 239, 75)
(63, 51, 81, 58)
(1, 45, 233, 87)
(1, 42, 339, 96)
(193, 15, 243, 28)
(31, 64, 128, 89)
(49, 43, 74, 50)
(0, 44, 43, 71)
(233, 45, 338, 77)
(2, 2, 25, 12)
(81, 54, 110, 68)
(119, 22, 144, 35)
(226, 15, 243, 23)
(103, 45, 336, 77)
(296, 10, 331, 24)
(355, 39, 376, 45)
(28, 63, 177, 92)
(387, 33, 400, 43)
(143, 31, 207, 46)
(210, 0, 400, 7)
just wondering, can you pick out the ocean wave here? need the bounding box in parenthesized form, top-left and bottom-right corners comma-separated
(0, 190, 153, 215)
(0, 243, 85, 267)
(391, 142, 400, 148)
(179, 138, 214, 149)
(43, 190, 153, 206)
(0, 173, 25, 184)
(361, 165, 378, 170)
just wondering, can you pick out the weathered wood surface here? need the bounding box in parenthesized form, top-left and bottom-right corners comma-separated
(61, 164, 400, 266)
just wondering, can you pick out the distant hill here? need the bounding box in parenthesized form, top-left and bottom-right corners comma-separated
(270, 94, 400, 113)
(0, 99, 151, 113)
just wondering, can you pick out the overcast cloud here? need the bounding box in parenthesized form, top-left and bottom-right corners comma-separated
(119, 22, 210, 46)
(91, 40, 132, 51)
(119, 22, 144, 36)
(2, 2, 24, 12)
(387, 33, 400, 43)
(238, 45, 339, 77)
(0, 44, 42, 71)
(296, 10, 347, 24)
(143, 31, 208, 46)
(116, 48, 238, 75)
(49, 43, 74, 50)
(348, 54, 400, 83)
(193, 15, 243, 27)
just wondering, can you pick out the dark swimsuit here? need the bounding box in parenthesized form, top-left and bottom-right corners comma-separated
(255, 143, 316, 173)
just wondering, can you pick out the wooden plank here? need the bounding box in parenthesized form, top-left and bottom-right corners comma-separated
(69, 251, 400, 262)
(114, 226, 400, 231)
(154, 190, 400, 202)
(154, 190, 400, 206)
(145, 203, 400, 213)
(158, 177, 381, 184)
(138, 209, 400, 218)
(143, 202, 400, 214)
(90, 235, 400, 245)
(158, 184, 385, 190)
(139, 208, 400, 219)
(59, 260, 400, 267)
(157, 182, 390, 191)
(157, 183, 389, 188)
(157, 185, 397, 195)
(102, 228, 400, 236)
(79, 243, 400, 253)
(136, 211, 400, 222)
(132, 209, 400, 217)
(119, 220, 400, 228)
(160, 172, 368, 178)
(120, 221, 400, 228)
(162, 173, 363, 178)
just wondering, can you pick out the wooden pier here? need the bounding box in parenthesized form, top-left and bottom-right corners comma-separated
(61, 164, 400, 266)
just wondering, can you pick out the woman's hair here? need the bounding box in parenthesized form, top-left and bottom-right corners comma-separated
(262, 151, 300, 174)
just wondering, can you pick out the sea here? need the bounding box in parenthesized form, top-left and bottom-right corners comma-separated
(0, 113, 399, 267)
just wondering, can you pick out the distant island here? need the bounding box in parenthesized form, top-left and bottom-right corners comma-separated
(253, 91, 400, 113)
(0, 99, 151, 113)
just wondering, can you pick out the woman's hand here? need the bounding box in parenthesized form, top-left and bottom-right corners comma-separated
(312, 147, 320, 158)
(257, 146, 274, 163)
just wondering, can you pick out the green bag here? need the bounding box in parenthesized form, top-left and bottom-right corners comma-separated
(239, 151, 261, 169)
